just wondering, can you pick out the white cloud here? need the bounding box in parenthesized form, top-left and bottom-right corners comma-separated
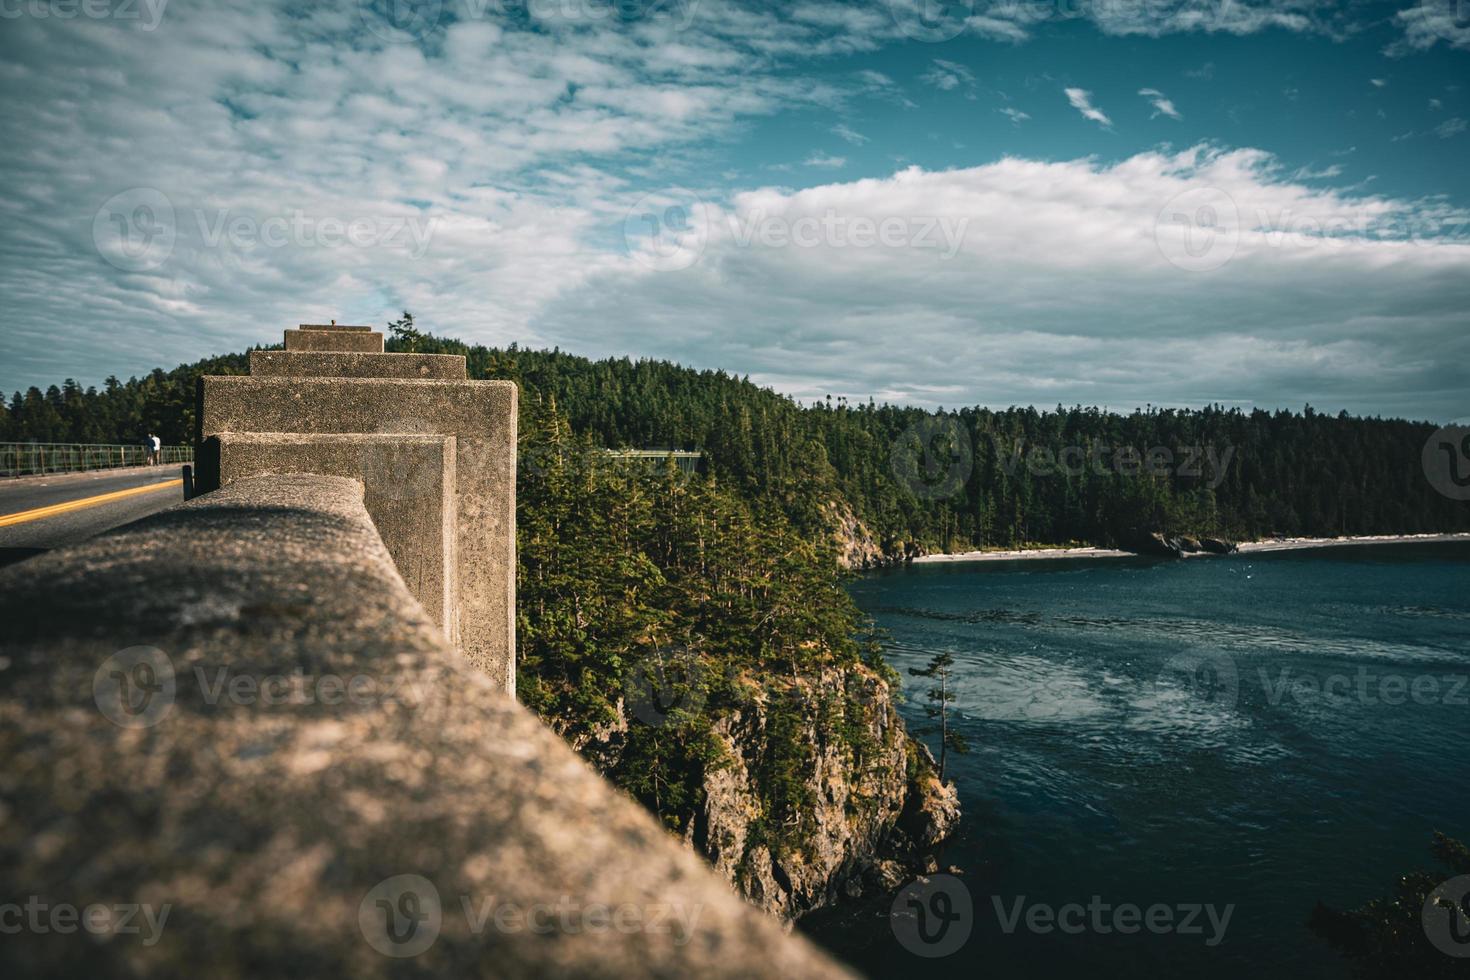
(0, 1, 903, 392)
(803, 152, 848, 168)
(1139, 87, 1183, 119)
(1292, 164, 1345, 179)
(1065, 88, 1113, 127)
(831, 123, 869, 145)
(1371, 77, 1388, 87)
(888, 0, 1343, 44)
(999, 107, 1031, 125)
(920, 58, 976, 95)
(535, 145, 1470, 420)
(965, 14, 1036, 43)
(0, 0, 1465, 424)
(1435, 117, 1468, 138)
(1390, 1, 1470, 53)
(854, 67, 917, 108)
(1083, 0, 1331, 38)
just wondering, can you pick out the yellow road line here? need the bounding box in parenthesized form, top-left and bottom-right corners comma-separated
(0, 479, 182, 528)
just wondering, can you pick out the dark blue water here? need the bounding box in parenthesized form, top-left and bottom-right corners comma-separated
(802, 542, 1470, 979)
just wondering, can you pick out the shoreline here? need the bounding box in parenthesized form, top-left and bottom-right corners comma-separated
(1234, 532, 1470, 554)
(909, 532, 1470, 565)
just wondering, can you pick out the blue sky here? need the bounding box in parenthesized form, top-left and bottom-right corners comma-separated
(677, 6, 1467, 198)
(1, 0, 1467, 420)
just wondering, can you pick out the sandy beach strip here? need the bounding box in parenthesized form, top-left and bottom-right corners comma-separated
(910, 532, 1470, 565)
(1233, 532, 1470, 554)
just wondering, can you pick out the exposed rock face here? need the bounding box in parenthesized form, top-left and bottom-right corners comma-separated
(1119, 530, 1241, 557)
(695, 667, 958, 919)
(1121, 529, 1186, 558)
(895, 742, 962, 855)
(825, 499, 885, 570)
(825, 500, 925, 570)
(581, 663, 960, 921)
(601, 498, 952, 918)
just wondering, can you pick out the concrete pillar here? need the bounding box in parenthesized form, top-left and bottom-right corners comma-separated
(196, 332, 517, 692)
(282, 324, 386, 353)
(214, 432, 458, 640)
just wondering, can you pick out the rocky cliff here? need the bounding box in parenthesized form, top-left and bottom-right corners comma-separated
(576, 661, 960, 921)
(690, 664, 960, 919)
(824, 499, 924, 571)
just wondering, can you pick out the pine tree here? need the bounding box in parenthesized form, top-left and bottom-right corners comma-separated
(908, 651, 969, 782)
(386, 310, 424, 353)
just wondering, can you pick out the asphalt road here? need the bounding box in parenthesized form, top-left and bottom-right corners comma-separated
(0, 466, 186, 567)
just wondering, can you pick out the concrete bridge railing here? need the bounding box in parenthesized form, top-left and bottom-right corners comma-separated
(0, 325, 848, 978)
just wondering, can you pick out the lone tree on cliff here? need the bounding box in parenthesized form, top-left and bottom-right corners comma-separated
(909, 651, 969, 782)
(387, 310, 424, 352)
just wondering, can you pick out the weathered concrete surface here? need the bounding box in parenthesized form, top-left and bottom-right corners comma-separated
(215, 433, 457, 638)
(284, 329, 384, 353)
(0, 476, 848, 979)
(199, 377, 516, 692)
(250, 350, 467, 379)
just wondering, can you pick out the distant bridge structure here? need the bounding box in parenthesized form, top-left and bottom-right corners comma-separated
(603, 448, 704, 475)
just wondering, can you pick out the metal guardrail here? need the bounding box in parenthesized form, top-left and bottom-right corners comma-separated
(0, 443, 193, 478)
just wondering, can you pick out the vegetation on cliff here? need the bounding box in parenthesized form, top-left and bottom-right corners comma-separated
(514, 393, 903, 872)
(1310, 833, 1470, 978)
